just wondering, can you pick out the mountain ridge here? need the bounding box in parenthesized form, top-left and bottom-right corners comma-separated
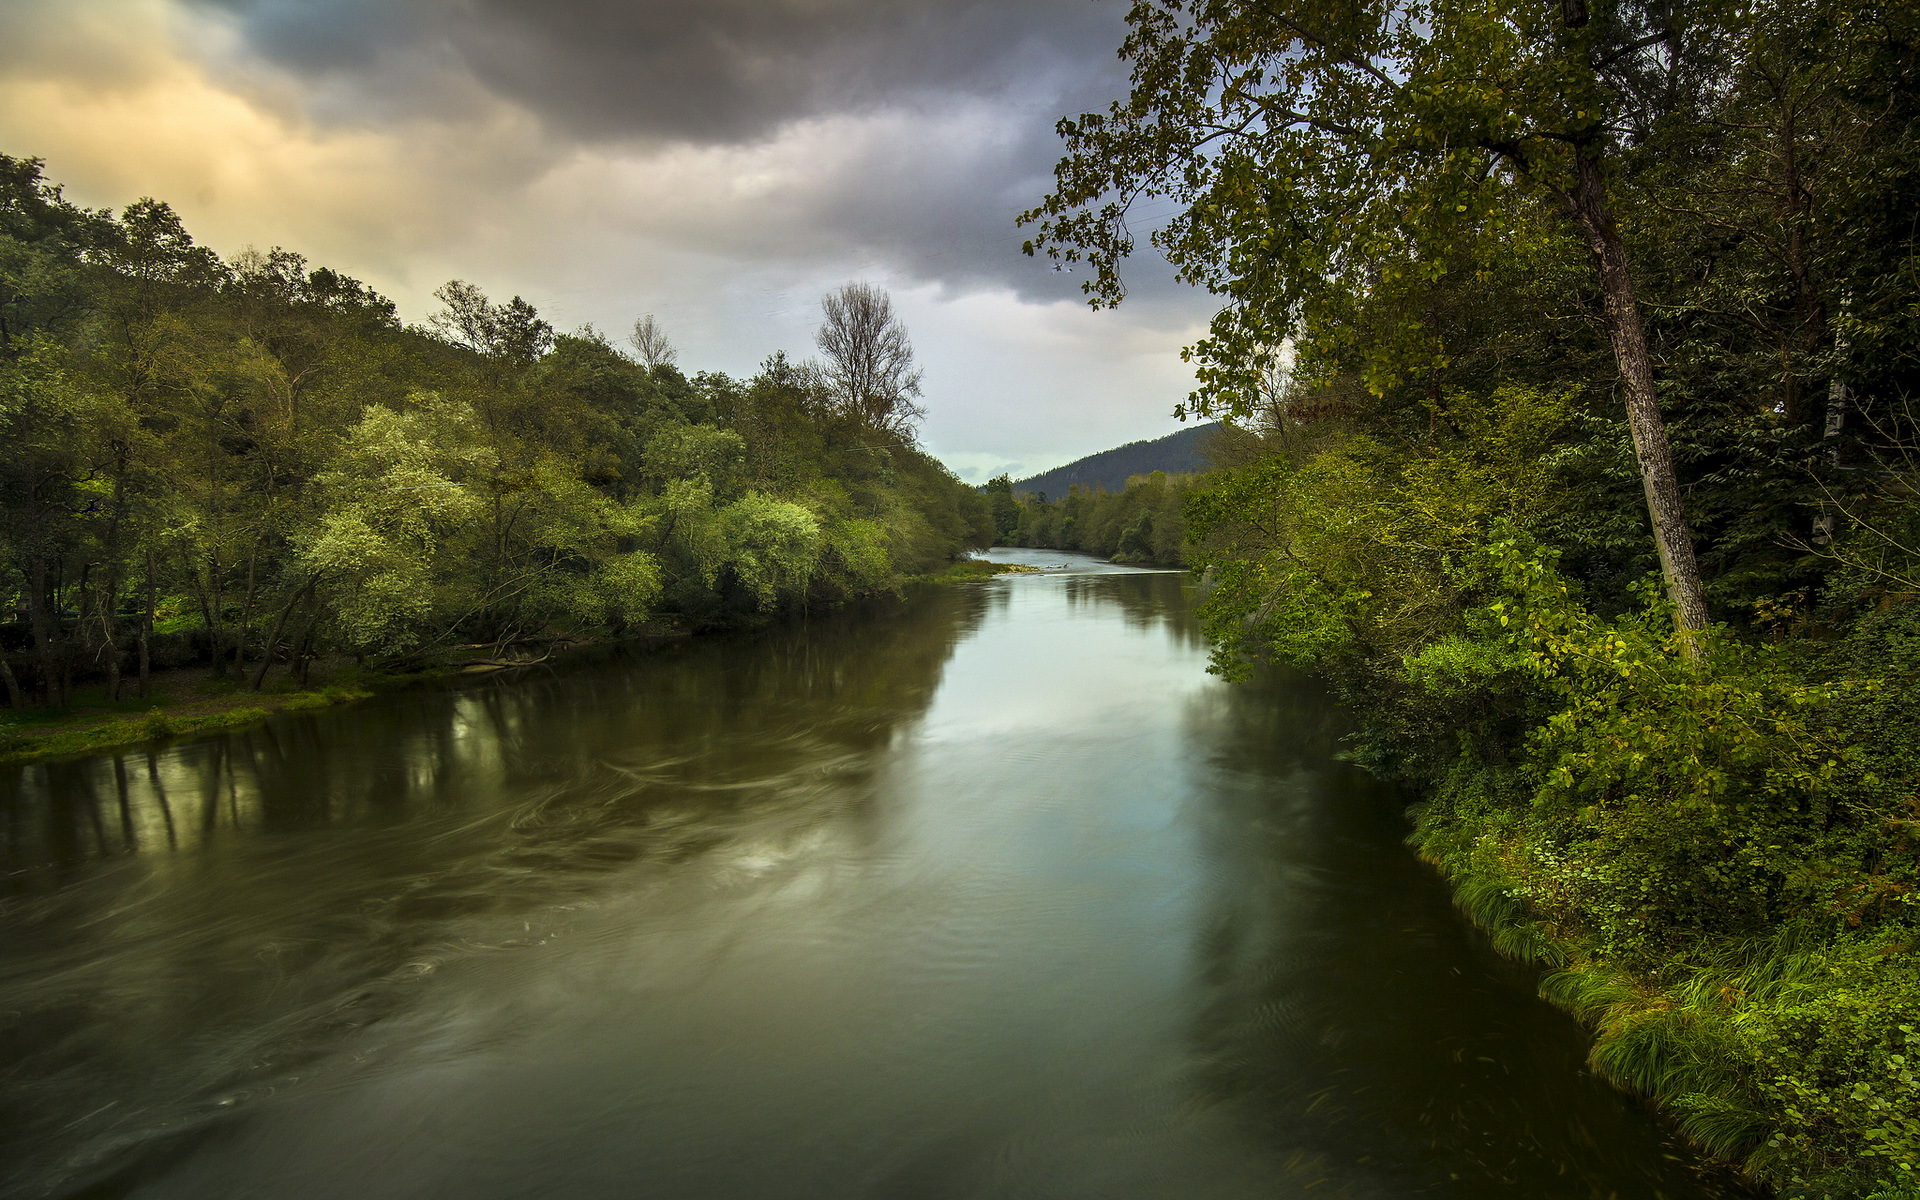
(1012, 422, 1222, 499)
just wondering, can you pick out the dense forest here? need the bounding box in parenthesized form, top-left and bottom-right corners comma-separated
(984, 469, 1196, 567)
(0, 156, 991, 710)
(1027, 0, 1919, 1196)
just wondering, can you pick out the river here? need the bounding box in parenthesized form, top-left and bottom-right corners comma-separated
(0, 550, 1737, 1199)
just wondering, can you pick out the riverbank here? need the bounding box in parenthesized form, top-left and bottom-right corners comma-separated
(910, 559, 1043, 584)
(0, 670, 386, 767)
(1188, 532, 1920, 1199)
(0, 560, 1040, 768)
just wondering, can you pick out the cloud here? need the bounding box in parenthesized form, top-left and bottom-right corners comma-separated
(188, 0, 1127, 144)
(171, 0, 1176, 302)
(0, 0, 1221, 473)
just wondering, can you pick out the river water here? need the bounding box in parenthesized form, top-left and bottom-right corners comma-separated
(0, 550, 1735, 1200)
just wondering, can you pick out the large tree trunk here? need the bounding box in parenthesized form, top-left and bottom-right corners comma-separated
(1568, 149, 1712, 648)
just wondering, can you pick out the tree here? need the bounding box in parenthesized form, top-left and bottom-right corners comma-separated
(629, 313, 677, 368)
(1020, 0, 1731, 644)
(0, 160, 994, 710)
(814, 282, 924, 435)
(429, 280, 553, 365)
(983, 473, 1020, 542)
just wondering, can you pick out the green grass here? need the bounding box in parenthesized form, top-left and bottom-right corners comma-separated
(910, 559, 1042, 585)
(0, 683, 376, 766)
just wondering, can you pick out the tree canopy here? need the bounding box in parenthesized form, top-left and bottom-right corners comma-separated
(0, 158, 991, 708)
(1028, 1, 1920, 1192)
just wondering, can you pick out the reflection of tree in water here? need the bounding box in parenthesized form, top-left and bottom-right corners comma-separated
(0, 585, 987, 1200)
(1176, 677, 1747, 1200)
(1057, 572, 1208, 651)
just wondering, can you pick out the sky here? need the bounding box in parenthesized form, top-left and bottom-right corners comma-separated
(0, 0, 1219, 482)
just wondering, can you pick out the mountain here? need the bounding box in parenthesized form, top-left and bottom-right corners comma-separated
(1013, 422, 1222, 499)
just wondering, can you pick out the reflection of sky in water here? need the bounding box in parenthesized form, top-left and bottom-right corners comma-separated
(0, 557, 1740, 1200)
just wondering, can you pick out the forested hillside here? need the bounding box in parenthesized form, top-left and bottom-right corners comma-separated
(984, 468, 1198, 567)
(0, 157, 990, 711)
(1012, 421, 1220, 498)
(1027, 0, 1920, 1195)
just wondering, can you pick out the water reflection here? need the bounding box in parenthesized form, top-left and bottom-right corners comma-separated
(1180, 678, 1736, 1198)
(0, 587, 989, 1198)
(0, 563, 1742, 1200)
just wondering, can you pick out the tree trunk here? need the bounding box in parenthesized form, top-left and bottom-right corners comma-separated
(249, 577, 314, 692)
(25, 551, 65, 705)
(1812, 370, 1848, 544)
(138, 548, 157, 699)
(233, 544, 260, 676)
(1568, 148, 1711, 648)
(99, 449, 130, 702)
(104, 635, 122, 704)
(190, 555, 224, 677)
(0, 653, 24, 710)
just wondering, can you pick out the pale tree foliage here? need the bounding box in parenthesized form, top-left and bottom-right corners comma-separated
(297, 392, 662, 648)
(657, 477, 730, 587)
(822, 518, 893, 592)
(643, 423, 743, 585)
(722, 493, 822, 609)
(584, 550, 664, 628)
(628, 313, 677, 369)
(298, 393, 488, 650)
(814, 282, 925, 435)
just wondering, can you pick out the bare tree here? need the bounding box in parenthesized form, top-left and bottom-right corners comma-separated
(815, 282, 924, 435)
(629, 313, 676, 369)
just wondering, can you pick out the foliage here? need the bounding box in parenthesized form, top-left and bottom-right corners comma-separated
(0, 158, 990, 705)
(1001, 470, 1199, 567)
(1028, 0, 1920, 1192)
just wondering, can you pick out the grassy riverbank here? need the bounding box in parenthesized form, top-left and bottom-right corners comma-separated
(0, 669, 386, 766)
(0, 561, 1040, 768)
(1191, 465, 1920, 1198)
(912, 559, 1043, 584)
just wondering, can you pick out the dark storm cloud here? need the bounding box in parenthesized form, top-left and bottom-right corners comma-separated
(187, 0, 1182, 299)
(193, 0, 1127, 144)
(180, 0, 1191, 303)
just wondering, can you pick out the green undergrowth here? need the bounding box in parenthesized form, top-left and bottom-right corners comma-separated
(1194, 448, 1920, 1198)
(1374, 552, 1920, 1199)
(0, 681, 378, 765)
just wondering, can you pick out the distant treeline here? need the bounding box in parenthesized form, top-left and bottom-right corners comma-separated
(983, 470, 1197, 567)
(0, 156, 991, 707)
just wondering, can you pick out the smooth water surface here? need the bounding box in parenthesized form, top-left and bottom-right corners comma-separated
(1, 551, 1737, 1199)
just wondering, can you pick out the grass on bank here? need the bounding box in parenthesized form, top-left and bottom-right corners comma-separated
(910, 559, 1044, 584)
(0, 668, 386, 766)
